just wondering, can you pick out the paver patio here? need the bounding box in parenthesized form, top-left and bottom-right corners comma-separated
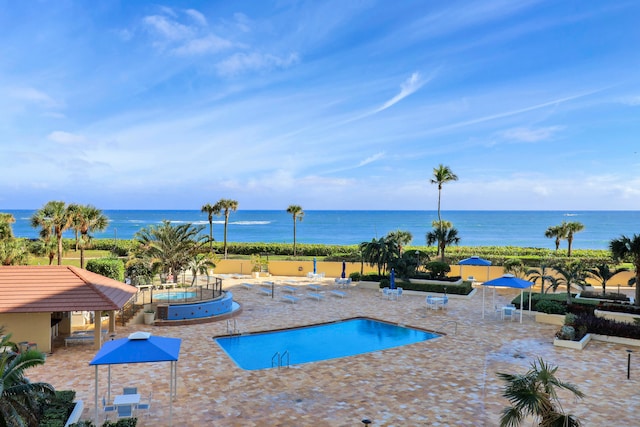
(30, 277, 640, 426)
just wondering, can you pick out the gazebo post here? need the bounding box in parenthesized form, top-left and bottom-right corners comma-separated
(94, 365, 99, 425)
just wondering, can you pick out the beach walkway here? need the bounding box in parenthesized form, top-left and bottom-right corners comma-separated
(30, 276, 640, 426)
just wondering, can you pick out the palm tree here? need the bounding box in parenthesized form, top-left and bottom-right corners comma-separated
(610, 234, 640, 306)
(386, 230, 413, 256)
(426, 220, 460, 262)
(133, 220, 207, 281)
(217, 199, 238, 259)
(360, 238, 395, 276)
(0, 240, 29, 266)
(30, 201, 73, 265)
(586, 263, 628, 296)
(526, 261, 554, 293)
(201, 203, 221, 251)
(0, 213, 16, 240)
(504, 258, 526, 278)
(497, 357, 584, 427)
(548, 262, 587, 306)
(68, 204, 109, 269)
(565, 221, 585, 257)
(0, 333, 55, 426)
(544, 225, 566, 252)
(430, 164, 458, 224)
(187, 253, 217, 285)
(286, 205, 304, 257)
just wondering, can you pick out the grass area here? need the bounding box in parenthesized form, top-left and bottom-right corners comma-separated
(29, 250, 112, 267)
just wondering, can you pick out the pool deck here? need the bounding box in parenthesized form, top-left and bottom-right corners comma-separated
(31, 276, 640, 426)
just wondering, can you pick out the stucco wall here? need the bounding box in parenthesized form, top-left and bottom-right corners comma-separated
(0, 312, 52, 353)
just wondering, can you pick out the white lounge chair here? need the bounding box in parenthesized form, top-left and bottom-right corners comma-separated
(259, 287, 273, 296)
(330, 290, 346, 298)
(240, 282, 253, 290)
(281, 285, 297, 294)
(307, 292, 324, 301)
(281, 295, 299, 304)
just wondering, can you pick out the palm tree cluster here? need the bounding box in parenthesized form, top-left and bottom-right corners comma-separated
(359, 230, 414, 276)
(498, 357, 584, 427)
(29, 201, 109, 267)
(0, 332, 55, 426)
(131, 220, 209, 283)
(610, 234, 640, 306)
(0, 213, 29, 266)
(201, 199, 239, 259)
(544, 221, 585, 257)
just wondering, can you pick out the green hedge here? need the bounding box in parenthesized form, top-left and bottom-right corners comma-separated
(39, 390, 76, 427)
(82, 239, 615, 267)
(86, 258, 125, 282)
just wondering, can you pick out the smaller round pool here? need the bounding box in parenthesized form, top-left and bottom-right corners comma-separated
(154, 291, 197, 301)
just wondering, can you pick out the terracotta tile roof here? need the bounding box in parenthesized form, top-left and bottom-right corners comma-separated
(0, 266, 137, 313)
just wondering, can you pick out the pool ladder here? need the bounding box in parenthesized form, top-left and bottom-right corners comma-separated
(439, 320, 458, 336)
(226, 319, 240, 336)
(271, 350, 290, 369)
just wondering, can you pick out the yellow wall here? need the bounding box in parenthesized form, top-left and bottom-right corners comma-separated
(0, 312, 52, 353)
(214, 260, 636, 292)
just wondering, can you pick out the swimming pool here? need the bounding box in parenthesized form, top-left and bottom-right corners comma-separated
(153, 291, 197, 301)
(215, 318, 439, 370)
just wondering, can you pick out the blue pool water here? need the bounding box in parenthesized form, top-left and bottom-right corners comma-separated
(153, 291, 197, 301)
(215, 318, 439, 370)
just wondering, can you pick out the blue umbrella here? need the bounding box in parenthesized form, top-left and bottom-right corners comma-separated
(313, 257, 317, 274)
(341, 261, 346, 279)
(390, 268, 396, 290)
(481, 274, 534, 323)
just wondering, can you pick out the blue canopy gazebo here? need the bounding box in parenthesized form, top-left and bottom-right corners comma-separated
(481, 274, 534, 323)
(89, 332, 182, 425)
(458, 256, 492, 283)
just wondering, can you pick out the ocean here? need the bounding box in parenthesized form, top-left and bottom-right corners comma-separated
(4, 210, 639, 250)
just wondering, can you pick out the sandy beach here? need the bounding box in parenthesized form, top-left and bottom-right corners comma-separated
(30, 276, 639, 426)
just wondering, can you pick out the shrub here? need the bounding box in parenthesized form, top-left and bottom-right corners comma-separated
(535, 300, 566, 315)
(580, 291, 630, 302)
(597, 303, 640, 315)
(574, 313, 640, 340)
(564, 313, 577, 326)
(348, 272, 361, 281)
(39, 390, 76, 427)
(86, 258, 125, 281)
(424, 261, 450, 278)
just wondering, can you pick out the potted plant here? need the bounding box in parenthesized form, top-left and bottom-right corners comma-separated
(143, 309, 155, 325)
(554, 313, 591, 350)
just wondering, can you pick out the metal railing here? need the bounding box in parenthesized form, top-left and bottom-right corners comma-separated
(135, 276, 223, 305)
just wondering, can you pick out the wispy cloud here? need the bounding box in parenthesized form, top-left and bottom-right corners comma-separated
(216, 52, 300, 76)
(47, 131, 86, 144)
(8, 87, 61, 109)
(358, 152, 385, 167)
(141, 7, 235, 56)
(373, 72, 426, 114)
(500, 126, 564, 142)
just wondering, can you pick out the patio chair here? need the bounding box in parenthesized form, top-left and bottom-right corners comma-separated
(441, 295, 449, 309)
(502, 304, 516, 321)
(136, 392, 152, 418)
(116, 404, 134, 419)
(123, 387, 137, 395)
(426, 295, 437, 310)
(102, 396, 116, 421)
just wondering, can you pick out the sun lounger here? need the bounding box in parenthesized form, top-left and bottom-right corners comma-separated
(307, 284, 322, 291)
(259, 287, 273, 296)
(64, 330, 107, 347)
(281, 285, 297, 294)
(240, 282, 253, 290)
(330, 290, 346, 298)
(307, 292, 324, 301)
(281, 295, 299, 304)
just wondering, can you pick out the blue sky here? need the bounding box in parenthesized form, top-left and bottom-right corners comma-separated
(1, 0, 639, 211)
